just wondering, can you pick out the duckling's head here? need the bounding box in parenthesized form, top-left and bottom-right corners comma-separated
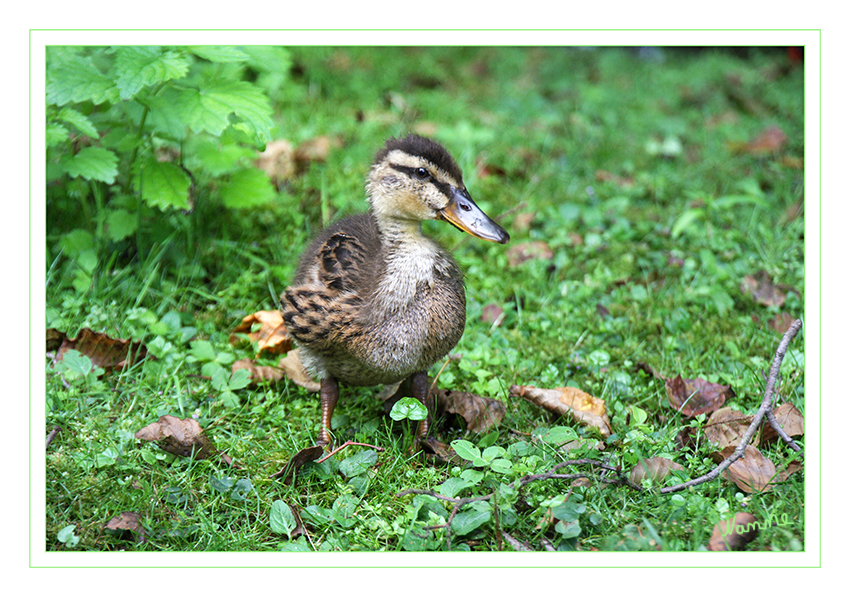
(366, 135, 510, 244)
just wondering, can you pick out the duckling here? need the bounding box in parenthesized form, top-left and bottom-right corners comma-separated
(281, 134, 509, 446)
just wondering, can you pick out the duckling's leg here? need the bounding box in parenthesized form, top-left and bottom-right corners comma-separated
(318, 377, 339, 446)
(410, 371, 431, 439)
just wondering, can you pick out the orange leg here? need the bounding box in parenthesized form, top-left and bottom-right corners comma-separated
(318, 377, 339, 446)
(410, 371, 431, 439)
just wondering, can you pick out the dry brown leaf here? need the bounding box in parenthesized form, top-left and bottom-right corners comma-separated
(744, 125, 788, 155)
(49, 327, 147, 373)
(419, 437, 464, 464)
(512, 212, 536, 232)
(720, 445, 777, 493)
(774, 459, 803, 483)
(761, 402, 805, 445)
(510, 384, 612, 437)
(768, 311, 796, 333)
(434, 389, 506, 433)
(135, 415, 218, 460)
(105, 511, 145, 543)
(229, 310, 292, 356)
(708, 512, 759, 551)
(506, 241, 554, 267)
(232, 358, 285, 384)
(481, 303, 504, 325)
(294, 135, 342, 167)
(665, 374, 731, 417)
(704, 407, 754, 449)
(629, 457, 685, 486)
(270, 445, 324, 484)
(279, 350, 321, 393)
(741, 270, 787, 307)
(255, 139, 296, 187)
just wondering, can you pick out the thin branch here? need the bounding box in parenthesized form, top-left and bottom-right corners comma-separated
(765, 409, 804, 455)
(46, 425, 62, 449)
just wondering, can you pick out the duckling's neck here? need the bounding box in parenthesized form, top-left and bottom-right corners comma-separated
(371, 213, 442, 315)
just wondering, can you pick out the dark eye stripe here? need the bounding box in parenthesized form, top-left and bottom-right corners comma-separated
(389, 163, 454, 198)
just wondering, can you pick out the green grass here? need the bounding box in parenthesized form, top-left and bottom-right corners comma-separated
(44, 46, 805, 552)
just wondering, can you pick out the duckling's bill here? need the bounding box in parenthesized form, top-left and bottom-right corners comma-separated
(439, 188, 510, 244)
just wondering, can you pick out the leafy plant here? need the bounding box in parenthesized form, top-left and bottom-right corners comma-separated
(46, 45, 283, 287)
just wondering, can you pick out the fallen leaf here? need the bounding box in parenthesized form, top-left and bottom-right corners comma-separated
(595, 169, 634, 187)
(279, 350, 321, 393)
(135, 415, 218, 460)
(434, 389, 506, 433)
(665, 375, 731, 417)
(720, 445, 777, 493)
(419, 437, 463, 464)
(768, 311, 796, 334)
(708, 512, 759, 551)
(704, 407, 754, 449)
(774, 459, 803, 483)
(481, 303, 504, 325)
(741, 270, 787, 307)
(229, 310, 292, 356)
(510, 384, 612, 437)
(512, 212, 536, 232)
(105, 511, 145, 543)
(744, 125, 788, 155)
(49, 327, 147, 372)
(761, 402, 804, 445)
(270, 445, 324, 484)
(255, 139, 296, 187)
(294, 135, 342, 167)
(506, 241, 554, 267)
(629, 457, 685, 486)
(232, 357, 285, 384)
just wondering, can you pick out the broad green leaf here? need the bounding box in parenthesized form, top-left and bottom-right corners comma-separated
(489, 458, 514, 474)
(220, 168, 275, 208)
(188, 46, 250, 63)
(59, 228, 96, 258)
(231, 478, 253, 500)
(552, 498, 586, 523)
(481, 445, 507, 461)
(57, 525, 80, 547)
(671, 207, 704, 238)
(389, 396, 428, 422)
(60, 147, 118, 183)
(57, 107, 98, 137)
(115, 46, 190, 99)
(339, 450, 378, 478)
(555, 519, 582, 538)
(46, 53, 117, 106)
(451, 508, 491, 535)
(450, 439, 481, 462)
(190, 80, 273, 141)
(210, 475, 234, 493)
(437, 477, 476, 498)
(190, 340, 217, 361)
(228, 368, 252, 391)
(191, 138, 255, 176)
(270, 500, 296, 537)
(136, 155, 192, 210)
(105, 209, 137, 241)
(46, 123, 69, 147)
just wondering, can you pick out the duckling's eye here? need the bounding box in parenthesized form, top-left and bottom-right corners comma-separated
(414, 167, 430, 179)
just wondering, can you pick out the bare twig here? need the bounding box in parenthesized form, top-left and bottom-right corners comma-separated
(46, 425, 62, 449)
(765, 409, 804, 455)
